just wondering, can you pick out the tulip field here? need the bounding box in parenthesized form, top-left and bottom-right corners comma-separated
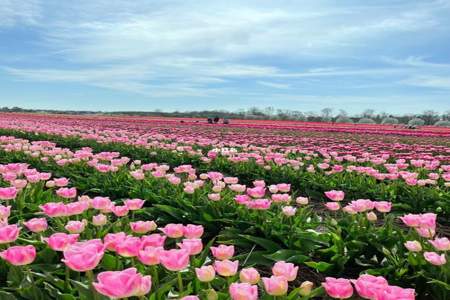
(0, 113, 449, 300)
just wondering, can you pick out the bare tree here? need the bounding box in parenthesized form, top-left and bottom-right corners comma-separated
(422, 110, 439, 125)
(338, 109, 348, 117)
(362, 109, 375, 118)
(264, 107, 275, 118)
(321, 107, 333, 121)
(444, 110, 450, 121)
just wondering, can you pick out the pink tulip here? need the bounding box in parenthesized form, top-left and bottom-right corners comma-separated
(322, 277, 353, 299)
(224, 177, 239, 184)
(130, 221, 157, 234)
(271, 194, 291, 203)
(0, 224, 20, 244)
(26, 174, 40, 183)
(43, 233, 79, 251)
(24, 217, 48, 233)
(184, 185, 195, 194)
(65, 201, 89, 216)
(282, 206, 297, 216)
(253, 180, 266, 187)
(65, 219, 87, 234)
(234, 194, 250, 204)
(180, 297, 200, 300)
(0, 187, 17, 200)
(54, 177, 69, 187)
(246, 198, 272, 210)
(211, 244, 234, 260)
(325, 202, 340, 211)
(0, 245, 36, 265)
(229, 282, 258, 300)
(93, 267, 151, 298)
(115, 236, 142, 257)
(246, 186, 266, 198)
(141, 234, 166, 248)
(324, 190, 345, 201)
(272, 261, 298, 281)
(131, 170, 145, 180)
(125, 198, 145, 210)
(213, 259, 239, 277)
(415, 227, 435, 238)
(343, 205, 357, 215)
(229, 184, 246, 193)
(13, 179, 28, 189)
(400, 214, 421, 227)
(195, 265, 216, 282)
(183, 224, 204, 239)
(40, 202, 67, 217)
(207, 171, 223, 181)
(104, 232, 127, 251)
(92, 197, 112, 210)
(138, 246, 163, 266)
(160, 224, 184, 238)
(277, 183, 291, 193)
(262, 276, 288, 296)
(404, 241, 422, 252)
(376, 285, 416, 300)
(62, 239, 105, 272)
(168, 175, 181, 185)
(178, 238, 203, 255)
(352, 274, 388, 299)
(160, 249, 190, 271)
(374, 201, 392, 213)
(111, 205, 129, 217)
(208, 193, 221, 201)
(56, 187, 77, 199)
(0, 205, 11, 219)
(212, 185, 223, 193)
(296, 196, 309, 205)
(239, 267, 260, 284)
(428, 237, 450, 251)
(424, 252, 447, 266)
(92, 214, 107, 226)
(419, 213, 437, 230)
(348, 199, 374, 212)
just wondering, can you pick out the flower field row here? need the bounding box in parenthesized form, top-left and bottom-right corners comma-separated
(0, 116, 449, 299)
(0, 113, 448, 218)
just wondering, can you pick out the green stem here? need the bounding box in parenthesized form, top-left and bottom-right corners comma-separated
(85, 270, 99, 300)
(151, 265, 159, 288)
(227, 276, 233, 287)
(65, 266, 71, 290)
(177, 272, 184, 294)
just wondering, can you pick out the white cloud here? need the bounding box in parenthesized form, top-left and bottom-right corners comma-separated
(0, 0, 40, 27)
(257, 81, 290, 89)
(383, 56, 450, 69)
(401, 76, 450, 89)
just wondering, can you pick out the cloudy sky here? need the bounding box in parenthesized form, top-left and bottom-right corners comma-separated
(1, 0, 450, 113)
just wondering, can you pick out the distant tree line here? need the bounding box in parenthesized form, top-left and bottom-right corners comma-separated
(1, 106, 450, 126)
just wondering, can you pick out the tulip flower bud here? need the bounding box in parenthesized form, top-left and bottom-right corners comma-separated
(205, 289, 218, 300)
(299, 281, 314, 296)
(46, 180, 55, 188)
(367, 212, 377, 222)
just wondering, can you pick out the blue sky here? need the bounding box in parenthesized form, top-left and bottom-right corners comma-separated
(1, 0, 450, 114)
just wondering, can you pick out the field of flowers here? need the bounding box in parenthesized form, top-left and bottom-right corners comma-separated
(0, 112, 448, 300)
